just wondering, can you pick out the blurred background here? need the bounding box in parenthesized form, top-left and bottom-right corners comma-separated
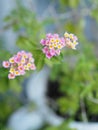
(0, 0, 98, 130)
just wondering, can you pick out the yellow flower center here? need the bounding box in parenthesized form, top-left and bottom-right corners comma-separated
(10, 68, 15, 73)
(15, 71, 20, 75)
(57, 45, 62, 49)
(9, 58, 14, 63)
(50, 38, 55, 43)
(53, 43, 57, 48)
(55, 39, 59, 43)
(49, 45, 53, 49)
(23, 55, 27, 58)
(64, 32, 69, 37)
(69, 34, 73, 39)
(21, 58, 25, 63)
(27, 63, 31, 67)
(24, 65, 29, 70)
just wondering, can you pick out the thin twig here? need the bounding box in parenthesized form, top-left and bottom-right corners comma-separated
(80, 99, 88, 122)
(87, 96, 98, 104)
(0, 20, 18, 35)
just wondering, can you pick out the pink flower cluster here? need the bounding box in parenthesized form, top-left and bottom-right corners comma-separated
(40, 33, 66, 59)
(2, 51, 36, 79)
(64, 32, 78, 50)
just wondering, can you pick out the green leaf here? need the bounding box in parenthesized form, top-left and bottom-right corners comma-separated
(59, 0, 79, 8)
(0, 78, 8, 93)
(80, 84, 93, 98)
(91, 8, 98, 22)
(9, 78, 22, 93)
(69, 0, 79, 8)
(3, 15, 12, 22)
(32, 49, 45, 71)
(45, 53, 63, 67)
(0, 50, 11, 60)
(16, 36, 37, 51)
(0, 67, 9, 78)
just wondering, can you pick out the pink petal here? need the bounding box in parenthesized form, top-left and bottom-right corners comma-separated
(46, 52, 52, 59)
(56, 50, 60, 55)
(46, 33, 53, 38)
(53, 34, 59, 38)
(20, 71, 26, 75)
(8, 73, 15, 79)
(42, 47, 49, 54)
(30, 64, 36, 70)
(2, 61, 10, 68)
(40, 39, 46, 45)
(14, 56, 21, 63)
(50, 49, 56, 56)
(27, 52, 32, 58)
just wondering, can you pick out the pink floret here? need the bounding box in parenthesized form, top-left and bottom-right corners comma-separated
(46, 52, 52, 59)
(42, 47, 49, 54)
(2, 61, 10, 68)
(40, 39, 46, 45)
(46, 33, 53, 38)
(30, 64, 36, 70)
(50, 49, 56, 56)
(8, 73, 15, 79)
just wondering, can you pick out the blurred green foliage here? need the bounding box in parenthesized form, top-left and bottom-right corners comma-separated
(50, 44, 98, 119)
(41, 121, 77, 130)
(49, 0, 98, 123)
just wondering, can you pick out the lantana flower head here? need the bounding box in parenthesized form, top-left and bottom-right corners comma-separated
(40, 33, 66, 59)
(2, 51, 36, 79)
(64, 32, 78, 49)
